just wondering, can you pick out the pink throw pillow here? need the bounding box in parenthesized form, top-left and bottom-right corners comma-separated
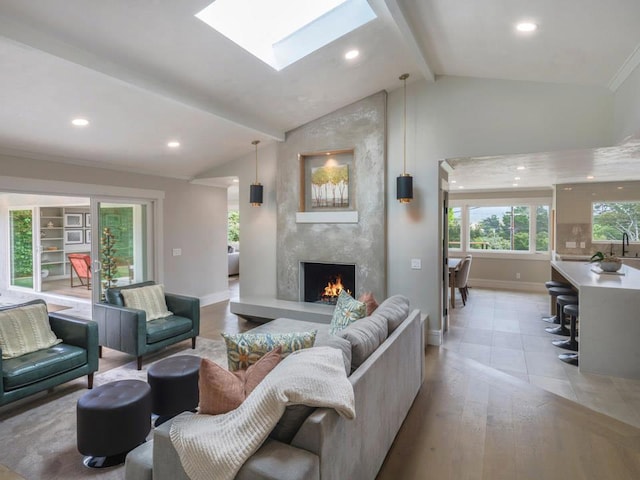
(358, 292, 379, 316)
(198, 346, 282, 415)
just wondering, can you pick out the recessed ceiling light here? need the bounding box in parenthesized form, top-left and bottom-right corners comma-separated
(458, 186, 465, 189)
(345, 49, 359, 60)
(451, 180, 457, 184)
(513, 183, 519, 187)
(516, 22, 537, 33)
(167, 141, 181, 148)
(587, 175, 595, 180)
(71, 118, 89, 127)
(516, 166, 526, 170)
(326, 152, 331, 155)
(617, 186, 624, 190)
(232, 178, 239, 183)
(514, 176, 521, 180)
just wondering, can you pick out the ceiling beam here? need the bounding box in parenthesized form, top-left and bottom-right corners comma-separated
(383, 0, 435, 82)
(0, 16, 285, 141)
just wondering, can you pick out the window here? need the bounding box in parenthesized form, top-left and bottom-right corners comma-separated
(449, 200, 550, 255)
(592, 201, 640, 242)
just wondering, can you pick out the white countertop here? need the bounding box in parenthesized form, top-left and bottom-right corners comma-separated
(551, 260, 640, 290)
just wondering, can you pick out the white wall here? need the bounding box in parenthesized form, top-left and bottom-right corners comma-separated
(614, 63, 640, 143)
(195, 143, 278, 298)
(0, 153, 229, 304)
(387, 75, 614, 332)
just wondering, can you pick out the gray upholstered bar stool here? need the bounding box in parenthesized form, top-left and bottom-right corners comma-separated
(554, 303, 579, 351)
(543, 285, 574, 324)
(545, 294, 577, 336)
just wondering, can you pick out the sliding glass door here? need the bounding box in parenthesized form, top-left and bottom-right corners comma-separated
(91, 199, 155, 306)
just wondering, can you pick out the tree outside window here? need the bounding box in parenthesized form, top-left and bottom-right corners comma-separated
(592, 202, 640, 242)
(228, 210, 239, 243)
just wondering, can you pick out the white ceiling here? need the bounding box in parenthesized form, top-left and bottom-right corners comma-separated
(0, 0, 639, 184)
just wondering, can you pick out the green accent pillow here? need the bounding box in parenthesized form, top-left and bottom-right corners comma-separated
(221, 331, 317, 371)
(0, 303, 61, 359)
(329, 290, 366, 334)
(121, 284, 172, 321)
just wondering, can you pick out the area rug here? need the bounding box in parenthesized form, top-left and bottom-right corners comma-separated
(0, 338, 228, 480)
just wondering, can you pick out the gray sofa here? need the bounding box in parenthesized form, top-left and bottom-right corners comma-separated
(125, 295, 424, 480)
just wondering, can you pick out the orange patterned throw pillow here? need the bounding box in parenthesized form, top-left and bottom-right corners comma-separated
(198, 346, 282, 415)
(358, 292, 379, 316)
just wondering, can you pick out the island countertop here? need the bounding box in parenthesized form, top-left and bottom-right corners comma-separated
(551, 260, 640, 290)
(550, 260, 640, 379)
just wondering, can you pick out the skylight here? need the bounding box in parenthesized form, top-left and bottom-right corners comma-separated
(195, 0, 376, 71)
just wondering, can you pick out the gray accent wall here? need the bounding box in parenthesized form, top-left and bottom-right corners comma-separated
(276, 91, 387, 302)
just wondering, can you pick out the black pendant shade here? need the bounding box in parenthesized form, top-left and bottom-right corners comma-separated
(397, 174, 413, 203)
(250, 183, 263, 206)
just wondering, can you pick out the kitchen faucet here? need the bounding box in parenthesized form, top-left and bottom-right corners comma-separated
(622, 232, 629, 257)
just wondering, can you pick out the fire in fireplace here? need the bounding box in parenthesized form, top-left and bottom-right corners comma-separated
(300, 262, 356, 305)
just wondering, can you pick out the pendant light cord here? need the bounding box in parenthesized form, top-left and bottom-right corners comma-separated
(252, 140, 260, 183)
(400, 73, 409, 175)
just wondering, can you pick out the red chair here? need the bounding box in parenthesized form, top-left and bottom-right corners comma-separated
(68, 254, 92, 289)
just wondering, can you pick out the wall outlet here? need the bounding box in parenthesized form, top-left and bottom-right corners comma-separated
(565, 241, 577, 248)
(172, 248, 182, 256)
(411, 258, 421, 270)
(516, 272, 521, 280)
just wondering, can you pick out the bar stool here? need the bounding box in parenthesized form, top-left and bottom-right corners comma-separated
(559, 352, 579, 366)
(545, 294, 577, 336)
(553, 303, 579, 351)
(543, 286, 574, 324)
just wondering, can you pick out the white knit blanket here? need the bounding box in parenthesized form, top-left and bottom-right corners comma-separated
(169, 346, 356, 480)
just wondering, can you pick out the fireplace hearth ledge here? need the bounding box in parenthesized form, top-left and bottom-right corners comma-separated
(230, 297, 334, 324)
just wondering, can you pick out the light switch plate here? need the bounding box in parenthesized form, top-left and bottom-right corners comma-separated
(565, 241, 577, 248)
(172, 248, 182, 256)
(411, 258, 421, 269)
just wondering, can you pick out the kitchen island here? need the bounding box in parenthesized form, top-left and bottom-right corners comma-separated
(551, 260, 640, 379)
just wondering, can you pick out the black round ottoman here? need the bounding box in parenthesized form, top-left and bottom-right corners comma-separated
(77, 379, 151, 468)
(147, 355, 201, 426)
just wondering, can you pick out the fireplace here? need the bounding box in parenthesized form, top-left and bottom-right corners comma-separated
(300, 262, 356, 305)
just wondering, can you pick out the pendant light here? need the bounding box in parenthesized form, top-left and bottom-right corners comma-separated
(397, 73, 413, 204)
(249, 140, 263, 206)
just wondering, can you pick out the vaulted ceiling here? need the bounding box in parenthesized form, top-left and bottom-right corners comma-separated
(0, 1, 639, 183)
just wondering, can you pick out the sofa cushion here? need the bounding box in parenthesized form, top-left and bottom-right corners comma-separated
(329, 290, 366, 335)
(2, 343, 87, 390)
(0, 303, 62, 359)
(374, 295, 410, 334)
(199, 347, 282, 415)
(358, 292, 379, 316)
(337, 313, 388, 373)
(146, 315, 193, 344)
(121, 284, 173, 321)
(221, 331, 317, 371)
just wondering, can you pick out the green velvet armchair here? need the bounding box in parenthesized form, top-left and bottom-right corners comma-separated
(93, 281, 200, 370)
(0, 299, 99, 407)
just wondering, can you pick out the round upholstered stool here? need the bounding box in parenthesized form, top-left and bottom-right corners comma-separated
(147, 355, 201, 426)
(543, 287, 575, 324)
(554, 303, 579, 351)
(559, 352, 579, 366)
(77, 380, 151, 468)
(546, 294, 577, 336)
(545, 281, 571, 289)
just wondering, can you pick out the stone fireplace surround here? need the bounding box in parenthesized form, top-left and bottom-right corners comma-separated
(276, 91, 387, 303)
(230, 92, 387, 324)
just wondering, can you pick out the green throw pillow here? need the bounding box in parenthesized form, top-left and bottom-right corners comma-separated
(0, 303, 61, 359)
(329, 290, 366, 334)
(121, 284, 172, 321)
(221, 331, 317, 371)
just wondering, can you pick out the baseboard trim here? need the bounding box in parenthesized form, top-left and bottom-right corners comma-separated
(427, 329, 442, 346)
(200, 290, 229, 307)
(469, 278, 546, 293)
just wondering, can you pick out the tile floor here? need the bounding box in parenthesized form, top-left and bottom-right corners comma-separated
(443, 287, 640, 428)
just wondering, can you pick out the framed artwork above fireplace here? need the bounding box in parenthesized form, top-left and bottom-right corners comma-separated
(297, 148, 358, 224)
